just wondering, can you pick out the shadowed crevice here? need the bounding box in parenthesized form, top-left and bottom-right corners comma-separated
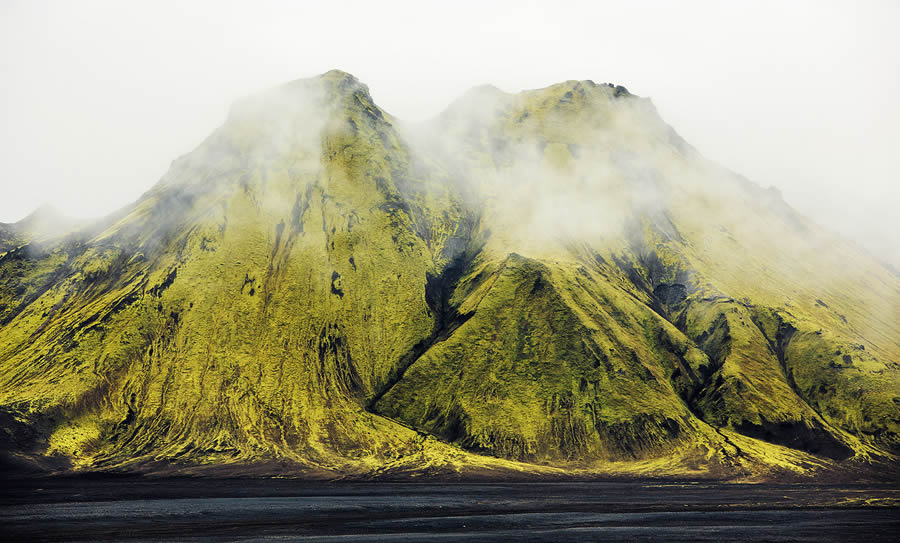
(366, 249, 477, 410)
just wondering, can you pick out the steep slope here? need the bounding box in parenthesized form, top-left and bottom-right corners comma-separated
(1, 71, 897, 479)
(377, 78, 899, 471)
(0, 72, 484, 475)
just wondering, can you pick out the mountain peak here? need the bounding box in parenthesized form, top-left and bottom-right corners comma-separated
(19, 202, 63, 223)
(224, 68, 376, 131)
(317, 68, 371, 97)
(15, 203, 75, 234)
(319, 68, 361, 83)
(0, 202, 78, 252)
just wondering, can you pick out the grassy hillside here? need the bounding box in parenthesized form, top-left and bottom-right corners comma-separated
(1, 71, 897, 480)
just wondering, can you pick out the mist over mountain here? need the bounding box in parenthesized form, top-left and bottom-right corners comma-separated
(1, 70, 897, 480)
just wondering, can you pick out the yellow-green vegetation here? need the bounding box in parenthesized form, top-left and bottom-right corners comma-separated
(0, 70, 897, 480)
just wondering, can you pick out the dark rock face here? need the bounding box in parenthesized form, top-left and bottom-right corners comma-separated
(735, 417, 854, 461)
(654, 283, 687, 306)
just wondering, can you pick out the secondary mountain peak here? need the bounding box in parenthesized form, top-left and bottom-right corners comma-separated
(0, 203, 82, 254)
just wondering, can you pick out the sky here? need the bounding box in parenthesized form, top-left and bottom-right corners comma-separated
(1, 0, 898, 265)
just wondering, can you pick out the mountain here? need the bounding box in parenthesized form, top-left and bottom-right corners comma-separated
(1, 70, 897, 480)
(0, 205, 81, 254)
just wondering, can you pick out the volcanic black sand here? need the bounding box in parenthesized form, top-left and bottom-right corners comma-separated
(1, 476, 898, 542)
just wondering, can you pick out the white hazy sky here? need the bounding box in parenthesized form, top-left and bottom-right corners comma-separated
(1, 0, 898, 264)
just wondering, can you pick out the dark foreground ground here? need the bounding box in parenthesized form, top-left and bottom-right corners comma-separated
(1, 477, 898, 542)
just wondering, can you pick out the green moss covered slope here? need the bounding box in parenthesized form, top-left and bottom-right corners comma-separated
(1, 71, 897, 480)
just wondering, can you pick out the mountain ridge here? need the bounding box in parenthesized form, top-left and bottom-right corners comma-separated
(1, 70, 897, 481)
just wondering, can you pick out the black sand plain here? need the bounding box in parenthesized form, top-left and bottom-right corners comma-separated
(2, 476, 898, 542)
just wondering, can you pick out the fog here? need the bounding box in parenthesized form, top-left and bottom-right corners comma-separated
(1, 0, 898, 267)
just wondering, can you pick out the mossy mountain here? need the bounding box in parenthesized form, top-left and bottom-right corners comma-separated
(1, 70, 898, 480)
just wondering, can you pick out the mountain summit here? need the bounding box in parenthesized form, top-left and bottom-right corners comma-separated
(1, 71, 897, 480)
